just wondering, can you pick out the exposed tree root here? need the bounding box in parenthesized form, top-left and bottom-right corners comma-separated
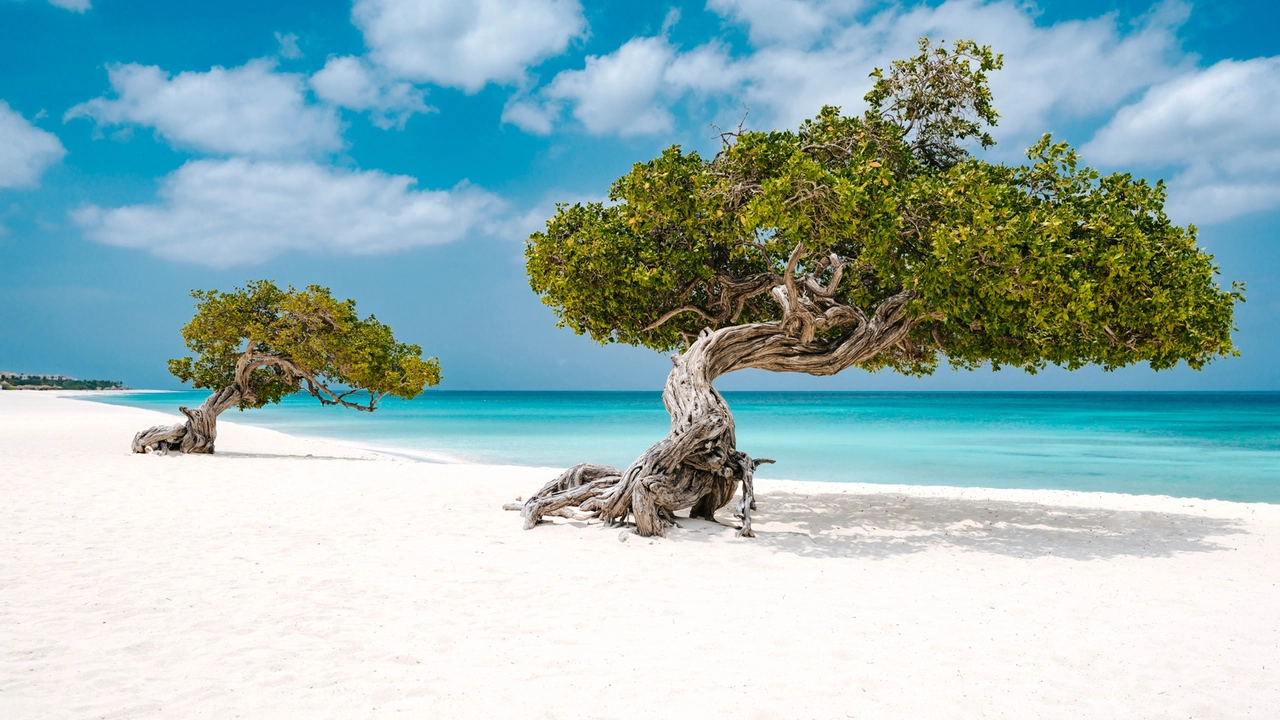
(132, 385, 240, 455)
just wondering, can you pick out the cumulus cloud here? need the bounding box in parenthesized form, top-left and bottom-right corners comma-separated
(521, 0, 1189, 151)
(311, 55, 434, 130)
(542, 37, 677, 136)
(0, 100, 67, 188)
(47, 0, 90, 12)
(706, 0, 862, 47)
(501, 94, 557, 135)
(745, 0, 1188, 140)
(504, 36, 747, 135)
(65, 59, 344, 158)
(72, 159, 505, 267)
(275, 32, 303, 59)
(1085, 57, 1280, 224)
(351, 0, 587, 92)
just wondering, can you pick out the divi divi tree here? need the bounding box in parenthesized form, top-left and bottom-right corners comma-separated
(132, 281, 441, 455)
(517, 39, 1243, 537)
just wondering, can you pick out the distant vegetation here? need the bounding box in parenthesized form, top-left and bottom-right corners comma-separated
(0, 373, 124, 390)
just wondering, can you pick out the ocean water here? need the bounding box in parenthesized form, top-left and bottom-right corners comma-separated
(87, 391, 1280, 503)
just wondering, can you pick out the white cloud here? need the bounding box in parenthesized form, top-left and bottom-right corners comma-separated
(47, 0, 90, 12)
(522, 0, 1189, 151)
(0, 100, 66, 188)
(888, 0, 1189, 142)
(275, 32, 303, 60)
(501, 94, 557, 135)
(707, 0, 862, 46)
(777, 0, 1190, 141)
(72, 159, 505, 267)
(503, 36, 745, 136)
(65, 59, 343, 158)
(1084, 57, 1280, 224)
(542, 36, 677, 136)
(311, 56, 434, 130)
(663, 41, 743, 94)
(351, 0, 587, 92)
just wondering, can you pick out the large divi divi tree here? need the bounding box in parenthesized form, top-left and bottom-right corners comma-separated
(132, 281, 441, 455)
(516, 39, 1243, 537)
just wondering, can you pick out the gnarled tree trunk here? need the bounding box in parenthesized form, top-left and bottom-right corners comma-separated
(131, 385, 241, 455)
(131, 340, 388, 455)
(518, 327, 773, 536)
(132, 344, 261, 455)
(515, 266, 919, 537)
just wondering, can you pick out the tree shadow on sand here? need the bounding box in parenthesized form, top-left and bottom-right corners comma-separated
(663, 490, 1248, 560)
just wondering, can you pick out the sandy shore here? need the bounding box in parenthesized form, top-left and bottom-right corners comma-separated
(1, 391, 1276, 718)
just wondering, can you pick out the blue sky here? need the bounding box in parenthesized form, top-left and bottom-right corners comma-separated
(1, 0, 1277, 391)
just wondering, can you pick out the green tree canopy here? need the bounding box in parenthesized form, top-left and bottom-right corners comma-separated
(526, 39, 1242, 377)
(169, 280, 440, 411)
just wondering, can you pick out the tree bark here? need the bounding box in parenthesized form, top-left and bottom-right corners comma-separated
(516, 284, 917, 537)
(518, 327, 765, 536)
(131, 385, 242, 455)
(131, 337, 390, 455)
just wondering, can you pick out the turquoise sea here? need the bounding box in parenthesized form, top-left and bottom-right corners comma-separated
(87, 391, 1280, 503)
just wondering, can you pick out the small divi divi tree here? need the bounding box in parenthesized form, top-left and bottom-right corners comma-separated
(517, 39, 1243, 537)
(132, 280, 441, 455)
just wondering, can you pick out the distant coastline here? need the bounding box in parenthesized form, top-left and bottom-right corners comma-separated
(0, 373, 126, 391)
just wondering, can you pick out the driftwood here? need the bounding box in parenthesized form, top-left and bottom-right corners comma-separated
(513, 243, 918, 537)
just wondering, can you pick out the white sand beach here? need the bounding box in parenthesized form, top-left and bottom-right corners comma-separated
(2, 391, 1277, 719)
